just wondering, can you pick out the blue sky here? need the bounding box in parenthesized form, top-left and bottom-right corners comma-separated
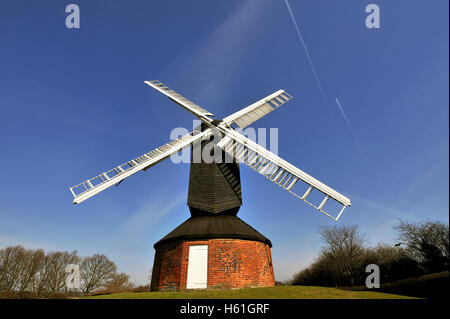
(0, 0, 448, 284)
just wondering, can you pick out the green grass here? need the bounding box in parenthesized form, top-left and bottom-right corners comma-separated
(83, 286, 417, 299)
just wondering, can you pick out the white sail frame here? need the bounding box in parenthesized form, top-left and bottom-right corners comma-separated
(216, 128, 351, 221)
(70, 128, 212, 204)
(70, 80, 351, 221)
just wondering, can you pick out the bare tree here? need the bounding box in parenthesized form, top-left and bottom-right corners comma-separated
(0, 246, 133, 297)
(105, 272, 133, 292)
(292, 221, 447, 287)
(0, 246, 28, 291)
(17, 249, 45, 293)
(395, 220, 449, 272)
(319, 225, 365, 285)
(35, 250, 79, 296)
(370, 244, 405, 264)
(80, 254, 116, 294)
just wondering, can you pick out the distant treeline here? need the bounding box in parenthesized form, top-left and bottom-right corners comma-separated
(291, 220, 449, 288)
(0, 247, 133, 298)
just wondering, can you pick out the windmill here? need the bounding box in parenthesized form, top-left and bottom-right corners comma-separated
(69, 81, 351, 291)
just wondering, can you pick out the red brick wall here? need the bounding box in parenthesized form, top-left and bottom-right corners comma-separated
(151, 239, 275, 291)
(150, 241, 184, 291)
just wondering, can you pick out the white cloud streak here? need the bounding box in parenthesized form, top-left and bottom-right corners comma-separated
(335, 97, 362, 149)
(162, 1, 270, 108)
(121, 193, 185, 241)
(284, 0, 327, 104)
(284, 1, 365, 157)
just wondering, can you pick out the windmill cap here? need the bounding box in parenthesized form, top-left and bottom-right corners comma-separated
(154, 214, 272, 248)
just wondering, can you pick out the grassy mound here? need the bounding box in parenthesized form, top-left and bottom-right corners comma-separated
(84, 286, 417, 299)
(340, 271, 448, 299)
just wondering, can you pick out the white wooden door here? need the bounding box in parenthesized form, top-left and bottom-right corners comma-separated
(186, 245, 208, 289)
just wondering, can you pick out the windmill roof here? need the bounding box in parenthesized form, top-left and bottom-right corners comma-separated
(154, 214, 272, 248)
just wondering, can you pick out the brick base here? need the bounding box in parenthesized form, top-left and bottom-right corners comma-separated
(150, 238, 275, 291)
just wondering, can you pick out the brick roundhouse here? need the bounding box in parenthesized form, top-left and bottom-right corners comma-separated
(150, 215, 274, 291)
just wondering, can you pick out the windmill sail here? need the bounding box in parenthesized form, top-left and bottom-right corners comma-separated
(69, 128, 212, 204)
(221, 90, 293, 129)
(145, 80, 214, 118)
(217, 128, 351, 221)
(70, 80, 351, 221)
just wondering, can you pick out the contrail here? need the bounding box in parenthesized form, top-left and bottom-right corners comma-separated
(284, 0, 327, 104)
(285, 1, 365, 157)
(335, 98, 366, 158)
(335, 98, 356, 138)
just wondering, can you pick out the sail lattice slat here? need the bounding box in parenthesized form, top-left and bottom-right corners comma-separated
(222, 90, 293, 129)
(145, 80, 214, 118)
(69, 128, 211, 204)
(217, 129, 351, 221)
